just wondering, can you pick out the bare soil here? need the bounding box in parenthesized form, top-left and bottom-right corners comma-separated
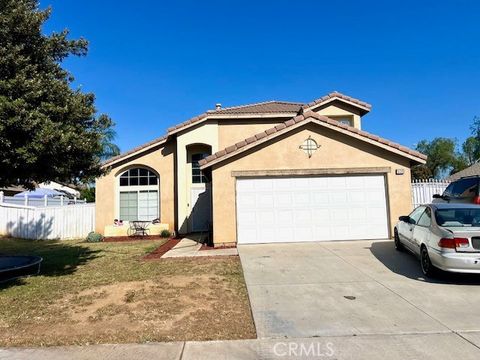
(0, 239, 256, 346)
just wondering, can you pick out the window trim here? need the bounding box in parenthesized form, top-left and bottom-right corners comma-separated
(329, 115, 354, 127)
(119, 168, 158, 187)
(116, 167, 160, 222)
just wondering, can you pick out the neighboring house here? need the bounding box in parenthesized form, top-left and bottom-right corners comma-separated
(0, 185, 25, 196)
(0, 182, 80, 198)
(38, 181, 81, 198)
(96, 91, 426, 244)
(447, 162, 480, 181)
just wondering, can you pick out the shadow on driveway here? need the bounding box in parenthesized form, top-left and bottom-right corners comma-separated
(370, 240, 480, 285)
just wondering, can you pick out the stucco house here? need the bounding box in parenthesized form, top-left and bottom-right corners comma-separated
(447, 162, 480, 181)
(96, 91, 426, 245)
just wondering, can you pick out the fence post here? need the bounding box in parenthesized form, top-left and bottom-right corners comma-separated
(44, 194, 48, 207)
(24, 194, 28, 206)
(61, 195, 64, 206)
(0, 191, 3, 203)
(74, 196, 77, 204)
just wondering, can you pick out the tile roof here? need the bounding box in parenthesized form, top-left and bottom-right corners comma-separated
(102, 91, 373, 167)
(302, 91, 372, 113)
(168, 91, 370, 135)
(102, 134, 168, 166)
(447, 162, 480, 181)
(207, 101, 303, 115)
(199, 111, 426, 168)
(165, 101, 302, 134)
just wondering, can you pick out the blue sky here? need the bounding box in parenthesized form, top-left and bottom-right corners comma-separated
(41, 0, 480, 153)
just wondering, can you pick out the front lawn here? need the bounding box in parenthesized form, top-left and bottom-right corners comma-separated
(0, 238, 256, 346)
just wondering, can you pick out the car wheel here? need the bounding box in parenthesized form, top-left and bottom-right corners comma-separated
(420, 246, 436, 277)
(394, 229, 404, 251)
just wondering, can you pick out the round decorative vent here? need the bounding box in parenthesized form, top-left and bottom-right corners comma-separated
(299, 136, 320, 158)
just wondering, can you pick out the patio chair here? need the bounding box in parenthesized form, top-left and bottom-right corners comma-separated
(127, 220, 150, 237)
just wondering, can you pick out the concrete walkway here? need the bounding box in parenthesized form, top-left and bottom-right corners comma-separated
(162, 237, 237, 258)
(2, 332, 480, 359)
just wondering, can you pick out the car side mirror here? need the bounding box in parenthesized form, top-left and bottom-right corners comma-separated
(399, 215, 411, 223)
(432, 194, 442, 199)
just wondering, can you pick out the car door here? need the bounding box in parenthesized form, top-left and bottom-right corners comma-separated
(398, 206, 426, 251)
(411, 206, 432, 255)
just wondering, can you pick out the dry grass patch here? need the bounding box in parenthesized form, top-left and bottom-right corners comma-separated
(0, 238, 256, 346)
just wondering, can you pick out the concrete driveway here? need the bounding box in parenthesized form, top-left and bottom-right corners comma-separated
(238, 240, 480, 339)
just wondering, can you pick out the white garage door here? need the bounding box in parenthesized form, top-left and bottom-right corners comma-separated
(236, 175, 389, 244)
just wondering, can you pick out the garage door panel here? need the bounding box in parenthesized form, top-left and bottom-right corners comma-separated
(277, 228, 295, 242)
(237, 210, 256, 225)
(345, 176, 366, 188)
(259, 210, 275, 224)
(295, 227, 313, 242)
(312, 192, 329, 203)
(313, 227, 333, 241)
(236, 175, 389, 244)
(273, 178, 293, 189)
(348, 191, 366, 202)
(238, 228, 257, 243)
(309, 177, 329, 188)
(275, 193, 292, 205)
(366, 190, 385, 202)
(256, 179, 274, 190)
(294, 209, 312, 224)
(364, 175, 385, 187)
(258, 194, 274, 207)
(277, 209, 293, 222)
(294, 177, 311, 189)
(348, 208, 367, 220)
(259, 227, 275, 240)
(329, 192, 348, 203)
(294, 192, 310, 205)
(237, 193, 256, 206)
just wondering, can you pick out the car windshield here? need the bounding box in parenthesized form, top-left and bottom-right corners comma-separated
(435, 208, 480, 227)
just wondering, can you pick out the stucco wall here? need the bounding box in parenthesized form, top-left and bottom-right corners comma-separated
(314, 103, 363, 129)
(217, 105, 363, 149)
(210, 123, 413, 245)
(218, 118, 286, 149)
(95, 141, 175, 234)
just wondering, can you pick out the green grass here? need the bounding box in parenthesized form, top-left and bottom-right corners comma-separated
(0, 238, 255, 346)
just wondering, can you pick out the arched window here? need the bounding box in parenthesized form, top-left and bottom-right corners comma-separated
(118, 168, 159, 221)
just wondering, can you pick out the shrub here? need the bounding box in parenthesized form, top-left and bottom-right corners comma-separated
(160, 229, 171, 238)
(86, 231, 104, 243)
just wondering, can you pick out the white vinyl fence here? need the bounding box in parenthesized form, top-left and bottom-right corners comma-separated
(0, 202, 95, 240)
(0, 192, 86, 207)
(411, 179, 450, 207)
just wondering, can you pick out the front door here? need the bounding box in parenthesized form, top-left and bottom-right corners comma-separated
(190, 184, 211, 232)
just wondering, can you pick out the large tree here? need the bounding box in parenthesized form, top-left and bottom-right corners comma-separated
(462, 115, 480, 165)
(413, 137, 467, 179)
(462, 136, 479, 166)
(0, 0, 119, 189)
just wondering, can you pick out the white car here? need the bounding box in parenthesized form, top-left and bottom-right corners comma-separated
(394, 203, 480, 276)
